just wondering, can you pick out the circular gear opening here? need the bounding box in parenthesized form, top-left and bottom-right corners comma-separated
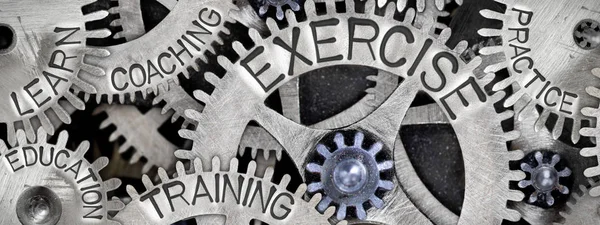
(573, 19, 600, 50)
(0, 23, 16, 54)
(16, 186, 62, 225)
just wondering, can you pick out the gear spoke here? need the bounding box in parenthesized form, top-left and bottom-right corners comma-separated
(254, 103, 328, 166)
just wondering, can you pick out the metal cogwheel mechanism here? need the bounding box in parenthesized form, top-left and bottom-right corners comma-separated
(0, 129, 123, 224)
(580, 69, 600, 197)
(93, 104, 177, 173)
(76, 0, 238, 103)
(113, 157, 343, 224)
(0, 0, 110, 145)
(479, 0, 600, 143)
(175, 0, 524, 223)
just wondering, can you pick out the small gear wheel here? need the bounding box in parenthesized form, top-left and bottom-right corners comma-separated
(518, 151, 572, 207)
(0, 129, 123, 224)
(305, 131, 394, 220)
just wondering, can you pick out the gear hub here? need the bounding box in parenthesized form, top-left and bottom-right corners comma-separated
(574, 19, 600, 50)
(305, 131, 394, 220)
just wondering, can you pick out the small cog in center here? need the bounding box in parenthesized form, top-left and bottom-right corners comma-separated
(305, 130, 394, 220)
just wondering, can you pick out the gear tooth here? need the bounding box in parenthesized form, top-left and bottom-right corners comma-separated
(192, 158, 203, 173)
(85, 9, 110, 22)
(179, 129, 198, 140)
(126, 185, 140, 199)
(454, 40, 469, 53)
(249, 26, 266, 43)
(295, 183, 308, 196)
(109, 131, 121, 142)
(129, 152, 142, 164)
(174, 149, 196, 160)
(118, 141, 132, 153)
(52, 105, 72, 124)
(142, 174, 154, 190)
(504, 130, 520, 142)
(308, 192, 322, 205)
(504, 208, 522, 222)
(6, 124, 16, 146)
(157, 167, 170, 182)
(229, 158, 239, 173)
(324, 205, 337, 218)
(38, 112, 54, 136)
(590, 186, 600, 197)
(279, 174, 291, 188)
(56, 130, 69, 149)
(108, 197, 125, 211)
(571, 119, 582, 143)
(104, 178, 122, 192)
(377, 0, 387, 7)
(176, 161, 186, 176)
(286, 9, 298, 24)
(435, 0, 445, 10)
(22, 119, 35, 142)
(336, 203, 347, 220)
(211, 156, 221, 172)
(246, 161, 257, 175)
(36, 127, 47, 143)
(584, 166, 600, 179)
(265, 17, 279, 32)
(304, 0, 316, 16)
(403, 8, 416, 23)
(478, 28, 502, 38)
(91, 156, 109, 171)
(364, 0, 376, 14)
(263, 167, 274, 180)
(324, 0, 336, 13)
(439, 28, 452, 43)
(110, 18, 122, 27)
(552, 116, 565, 140)
(95, 94, 102, 103)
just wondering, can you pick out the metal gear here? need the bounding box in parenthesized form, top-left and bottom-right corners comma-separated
(518, 151, 572, 206)
(0, 0, 110, 145)
(305, 131, 394, 220)
(0, 129, 123, 224)
(556, 180, 600, 225)
(258, 0, 301, 20)
(93, 104, 177, 173)
(479, 0, 600, 143)
(509, 98, 598, 225)
(77, 0, 238, 104)
(176, 0, 524, 223)
(113, 157, 343, 224)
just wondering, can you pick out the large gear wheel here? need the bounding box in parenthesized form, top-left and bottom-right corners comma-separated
(93, 104, 177, 173)
(0, 129, 123, 224)
(176, 0, 524, 223)
(77, 0, 238, 103)
(479, 0, 600, 143)
(0, 0, 110, 145)
(113, 157, 342, 224)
